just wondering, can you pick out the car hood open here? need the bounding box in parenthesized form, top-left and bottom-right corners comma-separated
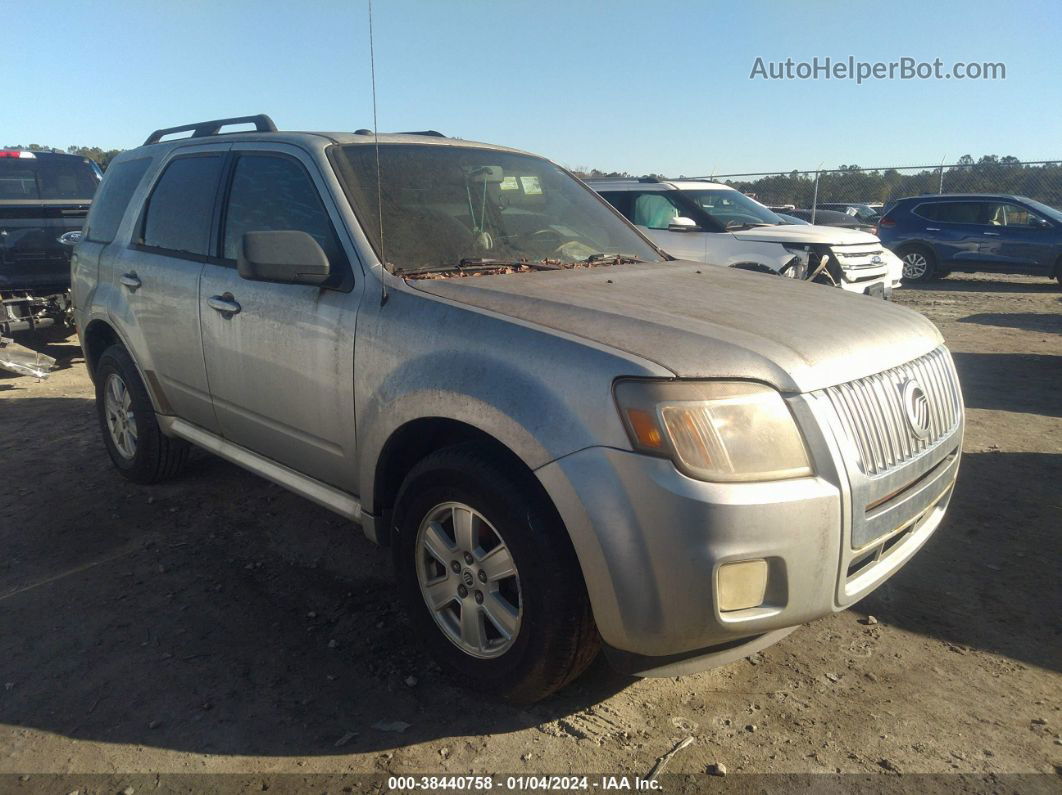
(730, 224, 880, 246)
(407, 260, 942, 393)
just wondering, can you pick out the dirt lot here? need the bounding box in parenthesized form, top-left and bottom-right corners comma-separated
(1, 274, 1059, 790)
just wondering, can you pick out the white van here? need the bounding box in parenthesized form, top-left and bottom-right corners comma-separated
(588, 179, 902, 298)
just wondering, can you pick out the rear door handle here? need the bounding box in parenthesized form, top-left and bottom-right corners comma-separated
(207, 294, 241, 317)
(925, 227, 940, 231)
(983, 231, 1000, 236)
(120, 272, 141, 291)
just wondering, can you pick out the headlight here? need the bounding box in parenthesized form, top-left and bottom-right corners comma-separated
(614, 380, 812, 482)
(781, 246, 810, 279)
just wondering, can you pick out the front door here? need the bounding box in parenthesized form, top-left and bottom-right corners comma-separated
(979, 201, 1057, 274)
(198, 146, 360, 490)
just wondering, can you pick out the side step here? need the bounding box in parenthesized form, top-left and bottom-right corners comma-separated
(159, 416, 362, 523)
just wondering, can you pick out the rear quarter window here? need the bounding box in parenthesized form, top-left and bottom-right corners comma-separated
(85, 157, 152, 243)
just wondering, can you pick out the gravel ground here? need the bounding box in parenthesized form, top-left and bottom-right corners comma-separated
(0, 273, 1059, 790)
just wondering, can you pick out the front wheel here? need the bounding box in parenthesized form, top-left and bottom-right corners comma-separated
(392, 443, 599, 703)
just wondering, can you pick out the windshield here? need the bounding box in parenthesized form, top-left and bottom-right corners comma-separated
(682, 189, 783, 228)
(1022, 197, 1062, 223)
(330, 144, 663, 273)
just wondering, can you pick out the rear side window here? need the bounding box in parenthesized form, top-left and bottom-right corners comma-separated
(598, 191, 633, 220)
(912, 201, 982, 224)
(221, 154, 342, 264)
(142, 155, 224, 255)
(0, 155, 100, 201)
(85, 158, 152, 243)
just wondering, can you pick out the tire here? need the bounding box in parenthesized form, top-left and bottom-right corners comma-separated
(94, 344, 189, 483)
(392, 443, 599, 704)
(898, 245, 937, 283)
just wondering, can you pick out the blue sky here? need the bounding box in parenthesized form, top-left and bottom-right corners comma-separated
(6, 0, 1061, 175)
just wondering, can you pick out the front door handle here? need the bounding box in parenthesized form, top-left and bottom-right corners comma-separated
(983, 231, 1000, 236)
(120, 272, 142, 291)
(207, 294, 241, 317)
(925, 227, 940, 231)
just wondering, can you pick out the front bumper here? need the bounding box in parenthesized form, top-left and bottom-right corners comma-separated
(536, 390, 962, 674)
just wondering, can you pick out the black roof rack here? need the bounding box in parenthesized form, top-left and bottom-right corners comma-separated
(143, 114, 278, 146)
(353, 129, 446, 137)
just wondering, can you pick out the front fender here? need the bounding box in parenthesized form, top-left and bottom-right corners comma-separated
(354, 282, 670, 516)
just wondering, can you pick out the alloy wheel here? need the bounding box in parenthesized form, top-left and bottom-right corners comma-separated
(104, 373, 137, 460)
(415, 501, 522, 659)
(902, 252, 929, 279)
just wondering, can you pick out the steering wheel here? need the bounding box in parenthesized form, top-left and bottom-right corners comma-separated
(527, 228, 566, 251)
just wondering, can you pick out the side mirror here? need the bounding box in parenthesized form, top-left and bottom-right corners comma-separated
(58, 230, 83, 247)
(1029, 216, 1052, 229)
(667, 216, 700, 232)
(238, 230, 331, 286)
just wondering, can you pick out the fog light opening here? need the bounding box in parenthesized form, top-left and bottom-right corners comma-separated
(717, 559, 769, 613)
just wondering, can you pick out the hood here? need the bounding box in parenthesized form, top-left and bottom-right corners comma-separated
(731, 224, 879, 246)
(407, 260, 943, 393)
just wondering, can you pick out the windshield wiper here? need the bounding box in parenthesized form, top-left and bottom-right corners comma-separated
(399, 258, 560, 277)
(584, 253, 646, 264)
(458, 258, 563, 270)
(725, 222, 772, 231)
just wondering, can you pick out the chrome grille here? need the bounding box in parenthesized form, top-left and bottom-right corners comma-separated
(825, 347, 962, 476)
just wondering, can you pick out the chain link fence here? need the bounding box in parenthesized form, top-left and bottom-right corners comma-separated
(690, 160, 1062, 216)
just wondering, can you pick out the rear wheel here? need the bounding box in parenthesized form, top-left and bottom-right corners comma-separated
(392, 443, 599, 703)
(899, 246, 937, 283)
(95, 345, 189, 483)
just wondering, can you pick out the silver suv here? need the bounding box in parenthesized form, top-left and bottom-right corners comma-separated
(73, 115, 964, 703)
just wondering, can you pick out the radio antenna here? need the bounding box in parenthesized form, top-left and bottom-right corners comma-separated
(368, 0, 386, 270)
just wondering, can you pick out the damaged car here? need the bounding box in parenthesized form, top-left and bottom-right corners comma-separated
(0, 149, 99, 376)
(589, 179, 903, 298)
(73, 116, 964, 702)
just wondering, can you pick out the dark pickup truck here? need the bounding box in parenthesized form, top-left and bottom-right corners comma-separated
(1, 149, 101, 335)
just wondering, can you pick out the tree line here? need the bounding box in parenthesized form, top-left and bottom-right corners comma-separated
(573, 155, 1062, 209)
(7, 147, 1060, 209)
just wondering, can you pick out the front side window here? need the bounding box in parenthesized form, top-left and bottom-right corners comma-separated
(984, 202, 1042, 227)
(330, 144, 662, 273)
(222, 154, 343, 263)
(142, 155, 224, 255)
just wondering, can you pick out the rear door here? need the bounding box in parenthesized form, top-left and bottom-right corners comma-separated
(112, 146, 228, 432)
(912, 201, 986, 267)
(198, 144, 359, 490)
